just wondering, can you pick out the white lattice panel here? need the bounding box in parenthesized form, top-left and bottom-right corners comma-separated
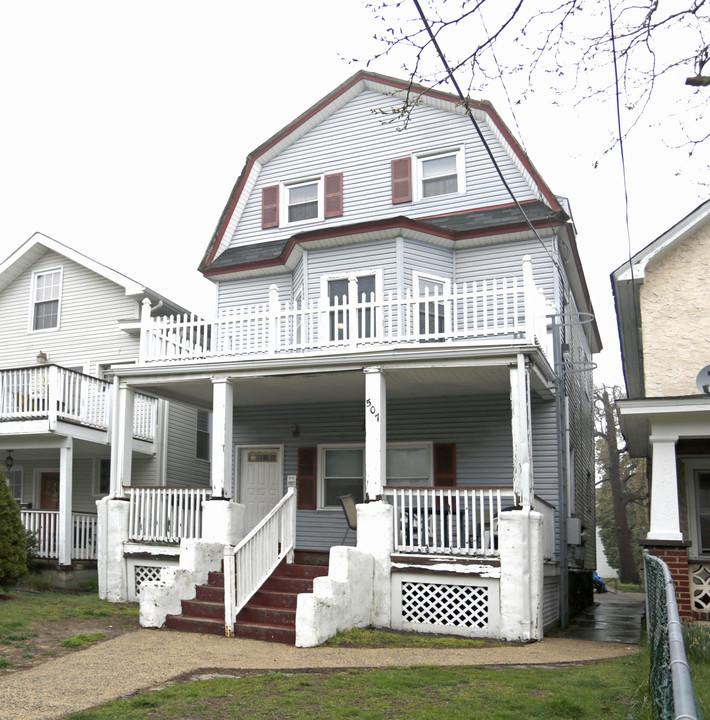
(391, 571, 500, 638)
(691, 563, 710, 612)
(134, 565, 163, 594)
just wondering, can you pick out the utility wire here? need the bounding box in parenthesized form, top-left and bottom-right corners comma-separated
(411, 0, 560, 272)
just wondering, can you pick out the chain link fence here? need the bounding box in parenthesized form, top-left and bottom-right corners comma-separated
(644, 551, 702, 720)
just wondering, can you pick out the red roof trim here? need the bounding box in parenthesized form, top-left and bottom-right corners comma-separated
(201, 214, 566, 278)
(201, 71, 563, 272)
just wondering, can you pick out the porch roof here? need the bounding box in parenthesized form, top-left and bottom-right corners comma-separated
(113, 344, 554, 410)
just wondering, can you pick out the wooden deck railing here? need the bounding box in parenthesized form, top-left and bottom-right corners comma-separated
(126, 487, 211, 543)
(21, 510, 98, 560)
(224, 487, 297, 637)
(0, 365, 157, 441)
(139, 257, 549, 363)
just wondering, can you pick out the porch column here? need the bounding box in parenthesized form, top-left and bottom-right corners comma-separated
(57, 440, 73, 567)
(364, 367, 386, 501)
(211, 376, 233, 498)
(647, 434, 682, 541)
(510, 354, 533, 509)
(109, 381, 134, 498)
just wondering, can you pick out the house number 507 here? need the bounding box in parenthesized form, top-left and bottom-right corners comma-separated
(366, 398, 380, 422)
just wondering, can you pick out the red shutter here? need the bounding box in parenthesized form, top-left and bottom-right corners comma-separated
(297, 447, 317, 509)
(324, 173, 343, 218)
(261, 185, 279, 229)
(391, 157, 412, 204)
(433, 444, 456, 487)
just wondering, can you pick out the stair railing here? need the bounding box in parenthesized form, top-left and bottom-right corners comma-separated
(223, 486, 297, 637)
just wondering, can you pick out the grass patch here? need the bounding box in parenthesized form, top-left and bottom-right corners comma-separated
(63, 655, 650, 720)
(325, 627, 496, 648)
(59, 633, 106, 648)
(684, 623, 710, 717)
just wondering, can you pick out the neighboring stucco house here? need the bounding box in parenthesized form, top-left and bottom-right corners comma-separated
(613, 199, 710, 621)
(0, 233, 210, 587)
(104, 71, 600, 644)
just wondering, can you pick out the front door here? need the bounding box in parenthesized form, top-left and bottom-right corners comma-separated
(238, 447, 283, 533)
(40, 472, 60, 510)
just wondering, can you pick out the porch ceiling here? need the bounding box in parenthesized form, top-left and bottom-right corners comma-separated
(131, 361, 550, 409)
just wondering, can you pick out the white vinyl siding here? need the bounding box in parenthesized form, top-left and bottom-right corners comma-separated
(228, 89, 537, 250)
(217, 274, 292, 310)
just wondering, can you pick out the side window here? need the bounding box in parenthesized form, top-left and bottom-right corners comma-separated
(697, 470, 710, 555)
(415, 148, 465, 200)
(196, 409, 211, 461)
(31, 268, 63, 331)
(5, 468, 23, 503)
(413, 272, 450, 336)
(94, 459, 111, 496)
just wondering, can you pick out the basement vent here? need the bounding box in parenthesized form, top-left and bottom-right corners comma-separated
(134, 565, 163, 594)
(691, 563, 710, 613)
(401, 581, 489, 628)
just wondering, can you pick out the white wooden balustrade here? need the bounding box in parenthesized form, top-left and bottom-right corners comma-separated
(384, 487, 517, 557)
(0, 365, 156, 441)
(224, 487, 297, 636)
(139, 259, 549, 363)
(21, 510, 98, 560)
(127, 487, 211, 543)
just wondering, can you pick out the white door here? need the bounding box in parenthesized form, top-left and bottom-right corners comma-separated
(238, 447, 283, 533)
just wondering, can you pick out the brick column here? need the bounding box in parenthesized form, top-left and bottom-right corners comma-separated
(642, 541, 692, 621)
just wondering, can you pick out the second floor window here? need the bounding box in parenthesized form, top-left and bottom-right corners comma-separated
(31, 269, 62, 331)
(287, 180, 319, 223)
(416, 148, 465, 200)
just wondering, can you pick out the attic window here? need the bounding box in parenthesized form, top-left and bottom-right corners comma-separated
(31, 268, 62, 331)
(416, 148, 465, 200)
(287, 180, 320, 223)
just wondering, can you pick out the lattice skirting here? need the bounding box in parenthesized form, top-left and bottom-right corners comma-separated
(690, 562, 710, 614)
(126, 558, 178, 602)
(391, 571, 500, 638)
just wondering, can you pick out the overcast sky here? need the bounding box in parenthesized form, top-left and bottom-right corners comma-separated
(1, 1, 707, 386)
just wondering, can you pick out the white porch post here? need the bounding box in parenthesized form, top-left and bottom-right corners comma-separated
(647, 434, 683, 541)
(510, 354, 533, 509)
(57, 440, 73, 566)
(210, 376, 233, 498)
(110, 382, 134, 498)
(364, 367, 386, 501)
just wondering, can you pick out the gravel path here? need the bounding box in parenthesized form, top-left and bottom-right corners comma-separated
(0, 629, 638, 720)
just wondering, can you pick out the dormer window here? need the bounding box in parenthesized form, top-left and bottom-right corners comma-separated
(30, 268, 62, 331)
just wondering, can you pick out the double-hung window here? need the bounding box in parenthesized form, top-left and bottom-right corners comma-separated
(416, 148, 465, 200)
(6, 468, 23, 503)
(196, 410, 211, 461)
(413, 272, 450, 337)
(31, 268, 62, 331)
(321, 446, 364, 507)
(286, 179, 321, 223)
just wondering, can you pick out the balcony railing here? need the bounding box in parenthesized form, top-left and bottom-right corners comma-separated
(127, 486, 211, 543)
(139, 257, 549, 363)
(21, 510, 98, 560)
(0, 365, 157, 441)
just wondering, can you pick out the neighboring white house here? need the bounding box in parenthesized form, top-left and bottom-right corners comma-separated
(0, 233, 210, 586)
(613, 199, 710, 621)
(103, 71, 600, 643)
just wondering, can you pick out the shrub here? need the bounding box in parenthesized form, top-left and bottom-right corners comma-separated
(0, 471, 28, 590)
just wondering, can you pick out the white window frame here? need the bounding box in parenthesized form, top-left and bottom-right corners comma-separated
(686, 458, 710, 558)
(414, 147, 466, 202)
(196, 409, 211, 462)
(317, 442, 433, 509)
(29, 267, 63, 333)
(320, 268, 384, 342)
(93, 458, 111, 497)
(281, 176, 324, 226)
(5, 467, 24, 503)
(412, 272, 451, 337)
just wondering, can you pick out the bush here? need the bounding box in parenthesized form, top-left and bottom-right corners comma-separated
(0, 471, 28, 590)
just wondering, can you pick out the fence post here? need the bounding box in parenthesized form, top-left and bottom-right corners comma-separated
(268, 284, 280, 355)
(139, 298, 152, 363)
(223, 544, 236, 637)
(48, 364, 59, 431)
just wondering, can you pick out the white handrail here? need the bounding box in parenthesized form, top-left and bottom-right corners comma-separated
(224, 487, 297, 637)
(384, 486, 517, 556)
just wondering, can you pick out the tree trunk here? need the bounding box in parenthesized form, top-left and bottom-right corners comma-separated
(602, 387, 639, 584)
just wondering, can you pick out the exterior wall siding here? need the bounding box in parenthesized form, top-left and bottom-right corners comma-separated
(227, 89, 537, 250)
(230, 392, 559, 552)
(165, 402, 211, 488)
(640, 221, 710, 396)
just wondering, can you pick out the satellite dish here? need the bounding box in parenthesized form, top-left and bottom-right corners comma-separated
(696, 365, 710, 394)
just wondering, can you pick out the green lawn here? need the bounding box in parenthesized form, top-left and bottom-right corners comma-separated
(64, 656, 653, 720)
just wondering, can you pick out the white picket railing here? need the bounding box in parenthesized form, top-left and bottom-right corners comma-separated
(0, 365, 156, 441)
(20, 510, 98, 560)
(224, 487, 297, 636)
(384, 486, 517, 557)
(126, 487, 210, 543)
(139, 258, 549, 363)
